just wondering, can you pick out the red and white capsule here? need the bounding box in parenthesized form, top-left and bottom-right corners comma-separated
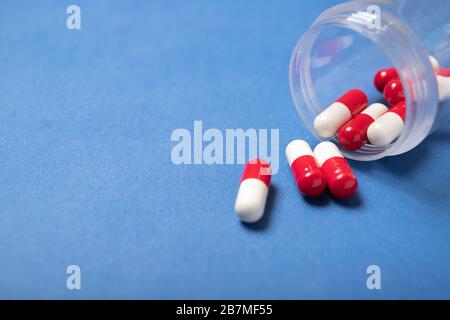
(314, 142, 358, 199)
(338, 103, 389, 151)
(285, 140, 326, 197)
(314, 89, 368, 138)
(367, 101, 406, 146)
(374, 68, 399, 93)
(234, 159, 271, 223)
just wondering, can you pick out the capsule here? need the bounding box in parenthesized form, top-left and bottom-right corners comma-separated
(437, 75, 450, 102)
(314, 89, 368, 138)
(384, 79, 405, 106)
(338, 103, 389, 150)
(285, 140, 326, 197)
(374, 68, 399, 93)
(234, 159, 271, 223)
(367, 101, 406, 146)
(314, 142, 358, 199)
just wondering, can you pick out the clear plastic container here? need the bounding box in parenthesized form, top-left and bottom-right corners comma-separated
(289, 0, 450, 160)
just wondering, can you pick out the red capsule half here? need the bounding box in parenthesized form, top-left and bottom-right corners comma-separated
(374, 68, 399, 93)
(436, 68, 450, 77)
(389, 101, 407, 121)
(286, 140, 326, 197)
(314, 142, 358, 199)
(240, 159, 271, 187)
(384, 79, 405, 105)
(338, 103, 389, 150)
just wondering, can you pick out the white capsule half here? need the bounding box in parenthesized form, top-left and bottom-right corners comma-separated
(361, 103, 389, 119)
(367, 112, 404, 146)
(313, 141, 343, 167)
(437, 75, 450, 102)
(285, 140, 314, 166)
(314, 102, 352, 138)
(429, 55, 440, 71)
(234, 179, 268, 223)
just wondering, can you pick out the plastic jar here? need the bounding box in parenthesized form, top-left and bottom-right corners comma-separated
(289, 0, 450, 160)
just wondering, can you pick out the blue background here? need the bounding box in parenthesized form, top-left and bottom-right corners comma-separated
(1, 0, 450, 299)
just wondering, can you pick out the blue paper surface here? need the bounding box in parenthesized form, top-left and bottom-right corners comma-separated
(0, 0, 450, 299)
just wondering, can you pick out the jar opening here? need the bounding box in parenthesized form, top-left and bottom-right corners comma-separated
(289, 2, 438, 161)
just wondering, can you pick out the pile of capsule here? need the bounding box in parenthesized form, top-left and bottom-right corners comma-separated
(235, 140, 357, 223)
(315, 56, 450, 150)
(234, 56, 450, 224)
